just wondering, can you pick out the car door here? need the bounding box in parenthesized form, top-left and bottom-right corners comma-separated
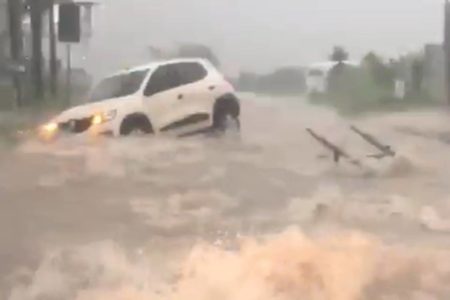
(161, 62, 212, 135)
(142, 63, 187, 132)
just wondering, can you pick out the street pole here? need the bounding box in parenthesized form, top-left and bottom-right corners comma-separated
(30, 0, 44, 100)
(49, 0, 58, 96)
(7, 0, 24, 107)
(66, 43, 72, 106)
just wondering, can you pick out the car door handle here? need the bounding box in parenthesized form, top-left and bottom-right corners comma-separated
(178, 94, 183, 100)
(208, 85, 216, 90)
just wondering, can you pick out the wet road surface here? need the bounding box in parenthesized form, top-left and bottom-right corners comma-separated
(2, 94, 450, 299)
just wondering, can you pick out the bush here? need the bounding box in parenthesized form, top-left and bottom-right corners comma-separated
(362, 52, 395, 89)
(0, 85, 17, 110)
(310, 66, 437, 115)
(256, 67, 306, 95)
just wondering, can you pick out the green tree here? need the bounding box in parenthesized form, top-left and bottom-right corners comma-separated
(362, 52, 394, 89)
(329, 46, 349, 62)
(411, 58, 424, 95)
(362, 52, 382, 68)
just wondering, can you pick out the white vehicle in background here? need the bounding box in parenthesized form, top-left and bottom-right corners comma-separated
(39, 58, 240, 140)
(306, 61, 359, 94)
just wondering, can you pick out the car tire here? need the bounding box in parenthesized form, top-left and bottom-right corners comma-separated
(120, 114, 153, 136)
(214, 112, 240, 133)
(212, 95, 241, 135)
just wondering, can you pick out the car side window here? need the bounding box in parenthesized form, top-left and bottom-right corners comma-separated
(175, 62, 208, 86)
(144, 64, 180, 96)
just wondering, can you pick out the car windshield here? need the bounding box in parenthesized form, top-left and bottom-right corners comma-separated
(89, 69, 149, 102)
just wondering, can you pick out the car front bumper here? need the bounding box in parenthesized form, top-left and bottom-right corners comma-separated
(38, 117, 117, 141)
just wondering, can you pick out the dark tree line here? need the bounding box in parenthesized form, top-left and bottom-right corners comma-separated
(235, 67, 306, 94)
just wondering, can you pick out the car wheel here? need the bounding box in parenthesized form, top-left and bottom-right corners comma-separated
(211, 109, 241, 139)
(120, 115, 153, 136)
(212, 95, 241, 136)
(216, 112, 240, 132)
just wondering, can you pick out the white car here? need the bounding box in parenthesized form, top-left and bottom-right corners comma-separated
(39, 58, 240, 140)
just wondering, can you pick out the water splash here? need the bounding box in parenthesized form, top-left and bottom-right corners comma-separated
(8, 229, 450, 300)
(3, 95, 450, 299)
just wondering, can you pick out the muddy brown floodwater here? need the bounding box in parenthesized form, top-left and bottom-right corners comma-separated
(2, 94, 450, 300)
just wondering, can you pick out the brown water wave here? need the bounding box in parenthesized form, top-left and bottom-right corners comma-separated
(2, 94, 450, 299)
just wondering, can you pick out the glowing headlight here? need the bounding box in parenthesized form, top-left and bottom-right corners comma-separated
(92, 110, 117, 125)
(42, 122, 58, 133)
(92, 114, 103, 125)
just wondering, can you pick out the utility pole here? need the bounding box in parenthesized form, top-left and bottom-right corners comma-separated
(65, 43, 71, 105)
(445, 0, 450, 105)
(30, 0, 44, 100)
(48, 0, 57, 96)
(7, 0, 24, 107)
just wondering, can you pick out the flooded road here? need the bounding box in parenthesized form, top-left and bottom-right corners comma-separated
(2, 94, 450, 300)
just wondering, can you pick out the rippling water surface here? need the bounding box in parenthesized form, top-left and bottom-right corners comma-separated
(2, 94, 450, 300)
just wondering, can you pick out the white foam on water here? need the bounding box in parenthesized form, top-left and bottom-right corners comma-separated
(8, 229, 450, 300)
(420, 206, 450, 232)
(286, 183, 424, 229)
(129, 189, 239, 236)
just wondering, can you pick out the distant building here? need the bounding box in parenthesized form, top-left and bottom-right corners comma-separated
(305, 60, 359, 94)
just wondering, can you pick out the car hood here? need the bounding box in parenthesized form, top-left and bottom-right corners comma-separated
(54, 97, 129, 122)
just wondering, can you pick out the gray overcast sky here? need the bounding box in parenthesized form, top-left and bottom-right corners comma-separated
(81, 0, 444, 76)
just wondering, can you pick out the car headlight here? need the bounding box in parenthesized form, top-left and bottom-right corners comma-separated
(41, 122, 58, 133)
(38, 121, 59, 140)
(92, 110, 117, 125)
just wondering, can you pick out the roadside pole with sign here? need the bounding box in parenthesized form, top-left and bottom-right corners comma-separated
(7, 0, 25, 107)
(58, 2, 80, 106)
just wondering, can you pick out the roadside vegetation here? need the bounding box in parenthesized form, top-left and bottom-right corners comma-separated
(234, 67, 306, 96)
(232, 45, 443, 116)
(308, 47, 441, 116)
